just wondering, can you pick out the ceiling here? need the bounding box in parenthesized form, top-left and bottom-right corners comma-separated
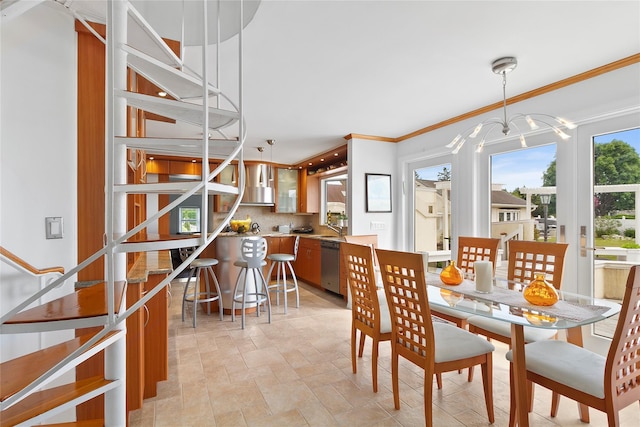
(38, 1, 640, 165)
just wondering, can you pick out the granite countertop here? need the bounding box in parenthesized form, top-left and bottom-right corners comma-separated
(217, 232, 344, 241)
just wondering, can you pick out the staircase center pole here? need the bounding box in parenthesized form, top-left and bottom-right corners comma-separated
(104, 0, 127, 424)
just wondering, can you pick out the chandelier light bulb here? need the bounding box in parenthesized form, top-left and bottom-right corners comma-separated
(446, 134, 463, 148)
(469, 123, 483, 138)
(519, 134, 527, 148)
(525, 115, 539, 130)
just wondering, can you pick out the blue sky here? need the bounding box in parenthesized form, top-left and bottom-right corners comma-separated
(417, 128, 640, 191)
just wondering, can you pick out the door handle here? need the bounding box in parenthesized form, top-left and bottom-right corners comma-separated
(580, 225, 597, 257)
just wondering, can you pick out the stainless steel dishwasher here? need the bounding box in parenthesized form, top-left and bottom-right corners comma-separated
(321, 240, 341, 294)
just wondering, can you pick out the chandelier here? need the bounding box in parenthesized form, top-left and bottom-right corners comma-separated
(446, 57, 576, 154)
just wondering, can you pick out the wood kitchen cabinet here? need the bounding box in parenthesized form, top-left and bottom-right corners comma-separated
(292, 237, 321, 287)
(275, 168, 298, 213)
(299, 170, 319, 213)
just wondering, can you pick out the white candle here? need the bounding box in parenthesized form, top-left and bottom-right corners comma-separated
(474, 261, 493, 293)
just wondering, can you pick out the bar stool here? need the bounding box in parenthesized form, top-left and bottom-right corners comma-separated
(231, 237, 271, 329)
(266, 235, 300, 313)
(182, 258, 223, 328)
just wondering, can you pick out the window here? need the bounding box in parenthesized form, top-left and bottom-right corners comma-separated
(321, 174, 347, 224)
(179, 207, 200, 233)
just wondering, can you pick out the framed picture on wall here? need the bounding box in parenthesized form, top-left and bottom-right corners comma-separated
(365, 173, 392, 213)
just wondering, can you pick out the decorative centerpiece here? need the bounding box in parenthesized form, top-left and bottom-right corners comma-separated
(523, 272, 559, 306)
(440, 260, 463, 286)
(229, 215, 252, 234)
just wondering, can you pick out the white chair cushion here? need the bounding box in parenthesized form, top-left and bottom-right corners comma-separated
(268, 253, 295, 262)
(433, 322, 495, 363)
(467, 315, 558, 342)
(505, 340, 605, 398)
(376, 289, 392, 334)
(234, 260, 267, 268)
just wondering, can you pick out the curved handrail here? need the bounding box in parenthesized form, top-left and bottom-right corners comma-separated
(0, 246, 64, 276)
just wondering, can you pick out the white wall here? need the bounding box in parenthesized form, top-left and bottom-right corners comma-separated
(348, 138, 397, 249)
(1, 4, 77, 362)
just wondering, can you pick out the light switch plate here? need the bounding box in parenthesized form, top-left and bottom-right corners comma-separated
(45, 217, 63, 239)
(370, 221, 385, 230)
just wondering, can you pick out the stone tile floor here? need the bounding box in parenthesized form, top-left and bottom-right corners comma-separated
(129, 279, 639, 426)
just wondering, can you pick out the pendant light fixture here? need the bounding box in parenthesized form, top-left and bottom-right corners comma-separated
(267, 139, 275, 182)
(257, 146, 265, 184)
(446, 57, 576, 154)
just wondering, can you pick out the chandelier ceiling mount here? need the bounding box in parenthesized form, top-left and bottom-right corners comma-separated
(446, 56, 575, 154)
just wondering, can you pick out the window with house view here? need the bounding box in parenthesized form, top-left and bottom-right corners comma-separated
(179, 207, 200, 233)
(414, 165, 452, 252)
(323, 175, 347, 224)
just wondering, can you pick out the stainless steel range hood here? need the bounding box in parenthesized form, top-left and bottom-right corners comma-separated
(241, 163, 275, 206)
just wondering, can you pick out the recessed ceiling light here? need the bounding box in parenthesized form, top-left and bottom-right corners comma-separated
(148, 156, 154, 160)
(320, 158, 325, 162)
(334, 153, 339, 156)
(158, 91, 167, 97)
(192, 159, 196, 163)
(308, 162, 312, 166)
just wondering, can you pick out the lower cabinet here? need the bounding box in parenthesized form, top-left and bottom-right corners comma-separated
(293, 237, 321, 286)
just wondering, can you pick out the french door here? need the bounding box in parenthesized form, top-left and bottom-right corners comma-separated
(482, 110, 640, 352)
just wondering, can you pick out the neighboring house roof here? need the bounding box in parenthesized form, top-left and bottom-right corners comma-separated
(492, 190, 527, 208)
(416, 179, 437, 189)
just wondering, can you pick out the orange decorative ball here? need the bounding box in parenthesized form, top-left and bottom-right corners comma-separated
(523, 273, 559, 306)
(440, 261, 464, 286)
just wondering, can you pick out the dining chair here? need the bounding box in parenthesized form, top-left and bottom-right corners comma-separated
(375, 248, 495, 426)
(342, 242, 391, 393)
(467, 240, 569, 344)
(506, 265, 640, 426)
(343, 234, 379, 266)
(430, 236, 501, 328)
(467, 240, 568, 403)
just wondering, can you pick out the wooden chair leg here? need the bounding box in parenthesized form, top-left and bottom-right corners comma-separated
(372, 339, 379, 393)
(481, 354, 495, 424)
(528, 380, 535, 412)
(436, 373, 442, 389)
(550, 391, 560, 417)
(425, 371, 434, 427)
(351, 326, 357, 374)
(358, 332, 366, 357)
(467, 366, 474, 382)
(392, 352, 400, 410)
(508, 365, 517, 427)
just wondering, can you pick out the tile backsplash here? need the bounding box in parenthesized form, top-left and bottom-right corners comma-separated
(212, 206, 318, 233)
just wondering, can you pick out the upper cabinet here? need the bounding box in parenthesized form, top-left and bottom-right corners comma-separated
(299, 170, 319, 214)
(275, 168, 298, 213)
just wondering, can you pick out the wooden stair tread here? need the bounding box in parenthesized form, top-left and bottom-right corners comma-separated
(0, 376, 111, 427)
(40, 420, 103, 427)
(4, 281, 126, 324)
(1, 331, 119, 402)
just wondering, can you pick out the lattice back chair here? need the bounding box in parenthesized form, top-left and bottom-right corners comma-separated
(506, 265, 640, 426)
(375, 248, 495, 426)
(431, 236, 501, 328)
(344, 234, 379, 265)
(457, 236, 501, 277)
(467, 240, 569, 404)
(468, 240, 569, 344)
(507, 240, 568, 289)
(342, 242, 391, 393)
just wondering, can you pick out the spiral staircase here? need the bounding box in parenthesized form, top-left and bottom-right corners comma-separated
(1, 0, 250, 424)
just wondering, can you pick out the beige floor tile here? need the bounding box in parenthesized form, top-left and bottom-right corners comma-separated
(129, 280, 640, 427)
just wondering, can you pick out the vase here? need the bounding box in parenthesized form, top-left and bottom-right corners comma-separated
(523, 272, 559, 306)
(440, 260, 464, 286)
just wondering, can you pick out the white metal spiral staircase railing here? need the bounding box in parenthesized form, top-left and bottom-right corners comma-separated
(0, 0, 248, 424)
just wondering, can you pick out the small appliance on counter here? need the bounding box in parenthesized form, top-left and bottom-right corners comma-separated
(292, 226, 314, 234)
(278, 225, 290, 234)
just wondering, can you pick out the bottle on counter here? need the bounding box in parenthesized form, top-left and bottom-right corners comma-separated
(327, 211, 332, 225)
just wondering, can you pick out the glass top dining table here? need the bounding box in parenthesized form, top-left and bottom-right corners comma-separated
(424, 273, 621, 427)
